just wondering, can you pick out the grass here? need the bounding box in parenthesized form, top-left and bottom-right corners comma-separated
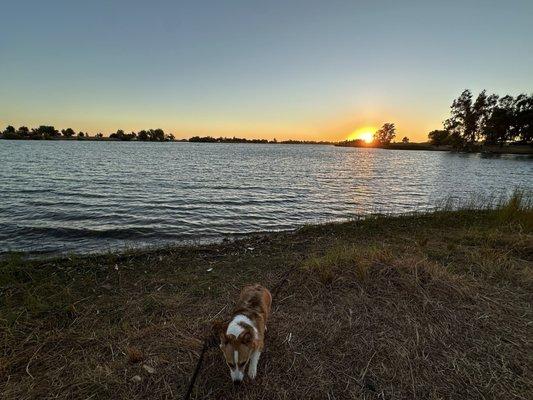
(1, 197, 532, 399)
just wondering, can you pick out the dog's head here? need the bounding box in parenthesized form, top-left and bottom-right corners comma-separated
(213, 320, 258, 383)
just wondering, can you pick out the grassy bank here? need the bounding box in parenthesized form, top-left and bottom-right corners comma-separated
(1, 202, 532, 399)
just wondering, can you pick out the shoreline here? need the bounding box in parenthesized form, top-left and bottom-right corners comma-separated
(2, 136, 532, 154)
(2, 205, 532, 399)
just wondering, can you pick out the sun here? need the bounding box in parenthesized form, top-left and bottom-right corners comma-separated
(347, 127, 376, 143)
(358, 131, 374, 143)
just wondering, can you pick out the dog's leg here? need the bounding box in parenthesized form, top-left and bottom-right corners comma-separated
(248, 350, 261, 379)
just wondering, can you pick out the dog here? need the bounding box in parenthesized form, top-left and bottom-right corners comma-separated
(215, 284, 272, 384)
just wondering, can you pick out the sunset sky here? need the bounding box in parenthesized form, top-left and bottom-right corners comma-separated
(1, 0, 532, 142)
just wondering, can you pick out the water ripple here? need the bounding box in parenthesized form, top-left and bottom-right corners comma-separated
(0, 141, 531, 255)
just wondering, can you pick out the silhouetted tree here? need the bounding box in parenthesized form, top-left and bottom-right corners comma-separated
(17, 126, 29, 138)
(428, 130, 450, 146)
(374, 123, 396, 145)
(137, 130, 149, 141)
(444, 89, 497, 148)
(109, 129, 125, 140)
(473, 90, 498, 139)
(31, 125, 59, 139)
(447, 132, 465, 149)
(61, 128, 75, 137)
(402, 136, 409, 143)
(2, 125, 18, 139)
(149, 128, 165, 141)
(514, 94, 533, 143)
(483, 95, 514, 145)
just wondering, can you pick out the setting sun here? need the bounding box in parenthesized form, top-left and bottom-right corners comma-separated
(347, 127, 376, 143)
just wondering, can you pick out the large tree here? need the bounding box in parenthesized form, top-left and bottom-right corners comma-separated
(514, 94, 533, 143)
(482, 95, 514, 145)
(444, 90, 497, 146)
(374, 123, 396, 145)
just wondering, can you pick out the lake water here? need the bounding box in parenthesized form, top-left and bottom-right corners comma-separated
(1, 141, 531, 255)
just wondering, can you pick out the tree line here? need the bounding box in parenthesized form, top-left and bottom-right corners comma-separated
(189, 136, 335, 144)
(0, 125, 176, 141)
(428, 90, 532, 148)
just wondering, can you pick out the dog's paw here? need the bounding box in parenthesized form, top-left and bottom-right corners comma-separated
(248, 365, 257, 379)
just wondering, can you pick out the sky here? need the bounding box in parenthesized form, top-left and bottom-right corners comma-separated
(1, 0, 532, 142)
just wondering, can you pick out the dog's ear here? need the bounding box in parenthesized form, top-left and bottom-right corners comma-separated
(242, 331, 252, 344)
(242, 330, 259, 349)
(212, 319, 228, 344)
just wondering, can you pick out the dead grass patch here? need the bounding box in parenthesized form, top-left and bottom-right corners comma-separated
(1, 207, 532, 399)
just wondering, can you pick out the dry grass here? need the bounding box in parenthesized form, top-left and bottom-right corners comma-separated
(1, 204, 532, 399)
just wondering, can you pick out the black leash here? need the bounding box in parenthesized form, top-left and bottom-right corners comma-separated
(182, 269, 294, 400)
(183, 334, 219, 400)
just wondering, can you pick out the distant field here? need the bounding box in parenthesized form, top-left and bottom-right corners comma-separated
(1, 199, 532, 399)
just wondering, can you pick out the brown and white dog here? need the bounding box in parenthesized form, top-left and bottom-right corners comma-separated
(215, 284, 272, 383)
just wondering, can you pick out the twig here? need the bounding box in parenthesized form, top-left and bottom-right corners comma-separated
(26, 344, 44, 380)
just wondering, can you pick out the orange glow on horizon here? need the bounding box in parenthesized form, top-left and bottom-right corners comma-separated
(346, 127, 376, 143)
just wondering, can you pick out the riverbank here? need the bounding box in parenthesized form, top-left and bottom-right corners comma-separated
(336, 141, 533, 155)
(1, 203, 532, 399)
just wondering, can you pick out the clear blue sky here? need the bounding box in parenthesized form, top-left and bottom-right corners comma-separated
(1, 0, 532, 141)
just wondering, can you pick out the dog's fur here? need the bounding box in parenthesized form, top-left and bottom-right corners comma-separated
(215, 284, 272, 383)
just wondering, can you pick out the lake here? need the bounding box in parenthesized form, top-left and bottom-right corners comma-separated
(1, 141, 531, 255)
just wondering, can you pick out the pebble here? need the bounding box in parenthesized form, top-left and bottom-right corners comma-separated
(131, 375, 142, 382)
(143, 364, 156, 374)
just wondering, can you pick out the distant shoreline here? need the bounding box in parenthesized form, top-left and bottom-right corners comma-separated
(335, 141, 533, 155)
(2, 134, 531, 154)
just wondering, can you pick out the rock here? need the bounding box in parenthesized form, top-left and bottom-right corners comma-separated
(143, 364, 155, 374)
(131, 375, 142, 382)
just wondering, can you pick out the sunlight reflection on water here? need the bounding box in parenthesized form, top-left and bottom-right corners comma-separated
(0, 141, 531, 254)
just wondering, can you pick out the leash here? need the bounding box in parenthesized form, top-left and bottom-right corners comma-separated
(183, 334, 219, 400)
(182, 268, 294, 399)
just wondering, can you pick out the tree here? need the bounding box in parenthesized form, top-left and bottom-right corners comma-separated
(109, 129, 125, 140)
(482, 95, 514, 145)
(61, 128, 76, 137)
(137, 130, 149, 141)
(402, 136, 409, 143)
(444, 89, 498, 148)
(149, 128, 165, 141)
(32, 125, 59, 139)
(514, 94, 533, 143)
(428, 130, 450, 146)
(2, 125, 18, 139)
(374, 123, 396, 145)
(473, 90, 498, 140)
(17, 126, 29, 138)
